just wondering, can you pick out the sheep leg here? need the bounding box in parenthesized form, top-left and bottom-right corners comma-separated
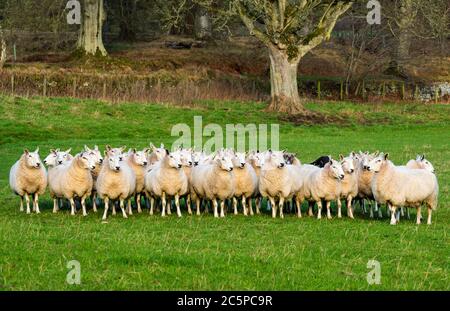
(81, 195, 87, 216)
(337, 199, 342, 218)
(395, 209, 401, 223)
(362, 199, 367, 214)
(427, 207, 432, 225)
(416, 207, 421, 225)
(24, 194, 31, 214)
(32, 193, 40, 214)
(390, 205, 398, 225)
(295, 197, 302, 218)
(317, 201, 322, 219)
(220, 200, 225, 218)
(145, 196, 150, 210)
(92, 193, 97, 213)
(377, 202, 382, 218)
(166, 199, 172, 215)
(279, 197, 284, 219)
(127, 199, 133, 215)
(369, 201, 374, 218)
(175, 194, 182, 217)
(406, 208, 410, 220)
(233, 197, 239, 215)
(53, 198, 59, 213)
(149, 196, 155, 215)
(195, 198, 201, 216)
(112, 201, 117, 216)
(186, 194, 192, 215)
(136, 193, 142, 213)
(102, 198, 109, 220)
(347, 198, 354, 219)
(326, 201, 332, 219)
(255, 197, 261, 214)
(213, 199, 219, 218)
(308, 201, 314, 217)
(242, 197, 249, 216)
(161, 192, 166, 217)
(400, 207, 405, 217)
(120, 199, 128, 219)
(70, 198, 76, 216)
(19, 196, 24, 212)
(269, 197, 276, 218)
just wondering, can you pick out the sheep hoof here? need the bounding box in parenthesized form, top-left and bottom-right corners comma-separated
(101, 220, 108, 224)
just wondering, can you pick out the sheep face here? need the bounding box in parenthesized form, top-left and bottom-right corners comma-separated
(416, 155, 435, 173)
(107, 154, 124, 172)
(56, 149, 72, 165)
(215, 153, 234, 172)
(360, 152, 373, 171)
(167, 152, 183, 169)
(232, 152, 246, 168)
(367, 154, 388, 173)
(340, 154, 355, 174)
(327, 159, 345, 180)
(80, 152, 97, 170)
(131, 149, 148, 166)
(23, 148, 42, 169)
(191, 151, 203, 166)
(150, 144, 167, 161)
(43, 149, 59, 167)
(179, 149, 193, 167)
(266, 150, 285, 168)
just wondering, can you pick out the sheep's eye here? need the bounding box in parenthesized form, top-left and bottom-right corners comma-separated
(119, 157, 123, 161)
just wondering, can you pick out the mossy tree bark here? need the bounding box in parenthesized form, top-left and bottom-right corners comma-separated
(77, 0, 107, 56)
(194, 5, 212, 40)
(236, 1, 353, 114)
(0, 25, 6, 69)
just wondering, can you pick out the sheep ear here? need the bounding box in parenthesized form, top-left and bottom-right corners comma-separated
(132, 148, 137, 154)
(84, 145, 90, 152)
(421, 154, 425, 161)
(165, 149, 170, 155)
(351, 151, 356, 157)
(384, 153, 389, 160)
(65, 148, 71, 154)
(143, 148, 150, 154)
(121, 146, 126, 152)
(34, 147, 39, 154)
(104, 150, 108, 156)
(50, 149, 56, 154)
(94, 145, 99, 151)
(24, 149, 29, 155)
(106, 145, 111, 151)
(161, 143, 165, 148)
(339, 154, 344, 161)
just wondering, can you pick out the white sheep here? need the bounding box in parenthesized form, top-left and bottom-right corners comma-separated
(230, 151, 258, 216)
(9, 148, 47, 214)
(48, 151, 97, 216)
(125, 148, 149, 214)
(259, 150, 293, 219)
(368, 153, 439, 225)
(179, 147, 194, 215)
(97, 151, 136, 220)
(247, 150, 265, 214)
(144, 149, 188, 217)
(338, 153, 358, 219)
(43, 148, 73, 213)
(298, 158, 344, 219)
(84, 145, 103, 212)
(190, 150, 235, 217)
(355, 151, 381, 218)
(285, 155, 305, 218)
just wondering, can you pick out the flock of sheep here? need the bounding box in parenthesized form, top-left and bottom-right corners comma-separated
(9, 144, 439, 225)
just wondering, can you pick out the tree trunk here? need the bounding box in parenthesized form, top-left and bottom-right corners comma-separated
(194, 6, 212, 40)
(77, 0, 107, 56)
(266, 45, 304, 114)
(0, 25, 6, 69)
(118, 0, 137, 42)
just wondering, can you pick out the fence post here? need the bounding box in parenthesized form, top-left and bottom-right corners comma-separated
(11, 74, 14, 95)
(43, 75, 47, 97)
(73, 78, 77, 97)
(414, 85, 419, 100)
(362, 80, 366, 100)
(340, 80, 344, 101)
(317, 80, 321, 100)
(435, 87, 439, 104)
(401, 82, 405, 100)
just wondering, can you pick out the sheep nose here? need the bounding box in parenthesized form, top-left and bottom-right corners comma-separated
(350, 169, 354, 173)
(115, 166, 120, 170)
(189, 161, 193, 166)
(99, 159, 103, 164)
(178, 164, 182, 168)
(240, 163, 245, 168)
(194, 162, 199, 166)
(43, 160, 47, 164)
(36, 163, 41, 167)
(143, 161, 148, 166)
(58, 161, 63, 164)
(280, 163, 285, 167)
(229, 167, 233, 171)
(340, 174, 345, 179)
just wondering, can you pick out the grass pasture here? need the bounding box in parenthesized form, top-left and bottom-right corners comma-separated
(0, 96, 449, 290)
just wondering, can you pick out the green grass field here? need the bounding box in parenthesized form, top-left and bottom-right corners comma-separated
(0, 95, 449, 290)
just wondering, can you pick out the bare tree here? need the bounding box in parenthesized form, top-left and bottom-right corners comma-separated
(77, 0, 107, 56)
(235, 0, 353, 114)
